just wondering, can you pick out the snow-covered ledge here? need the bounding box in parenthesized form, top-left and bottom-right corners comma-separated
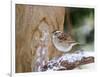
(41, 51, 94, 71)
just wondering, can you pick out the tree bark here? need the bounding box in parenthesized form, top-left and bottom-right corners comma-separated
(16, 4, 65, 73)
(65, 8, 73, 35)
(42, 55, 94, 71)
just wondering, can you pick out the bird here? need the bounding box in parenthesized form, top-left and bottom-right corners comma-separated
(52, 30, 83, 53)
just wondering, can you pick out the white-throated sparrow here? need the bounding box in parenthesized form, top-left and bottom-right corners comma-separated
(52, 30, 82, 53)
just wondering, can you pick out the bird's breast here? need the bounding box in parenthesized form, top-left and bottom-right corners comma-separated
(52, 38, 73, 52)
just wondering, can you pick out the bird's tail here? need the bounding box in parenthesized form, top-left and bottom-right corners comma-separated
(76, 43, 85, 46)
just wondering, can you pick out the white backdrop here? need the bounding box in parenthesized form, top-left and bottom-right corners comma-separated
(0, 0, 100, 77)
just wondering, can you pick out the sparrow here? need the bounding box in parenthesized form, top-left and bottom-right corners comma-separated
(52, 30, 83, 53)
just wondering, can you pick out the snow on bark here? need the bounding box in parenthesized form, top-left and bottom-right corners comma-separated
(42, 51, 94, 71)
(34, 21, 50, 72)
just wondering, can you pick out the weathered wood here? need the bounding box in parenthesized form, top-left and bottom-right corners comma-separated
(41, 56, 94, 71)
(16, 4, 65, 73)
(60, 57, 94, 70)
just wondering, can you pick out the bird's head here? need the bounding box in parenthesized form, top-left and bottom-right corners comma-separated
(52, 30, 62, 38)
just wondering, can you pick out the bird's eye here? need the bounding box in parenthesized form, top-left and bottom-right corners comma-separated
(54, 32, 58, 35)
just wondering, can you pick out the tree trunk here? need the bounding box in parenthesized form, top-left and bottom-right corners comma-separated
(16, 4, 65, 73)
(65, 8, 73, 35)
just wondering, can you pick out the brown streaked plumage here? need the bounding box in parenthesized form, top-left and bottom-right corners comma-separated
(52, 31, 82, 53)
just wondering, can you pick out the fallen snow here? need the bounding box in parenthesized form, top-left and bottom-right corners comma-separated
(46, 51, 94, 71)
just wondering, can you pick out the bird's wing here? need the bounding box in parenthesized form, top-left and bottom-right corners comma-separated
(58, 33, 74, 41)
(64, 33, 75, 41)
(57, 33, 76, 45)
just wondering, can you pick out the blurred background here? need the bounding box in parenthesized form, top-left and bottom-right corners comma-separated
(64, 7, 94, 51)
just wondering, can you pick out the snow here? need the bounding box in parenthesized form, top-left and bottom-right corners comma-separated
(46, 51, 94, 71)
(34, 25, 50, 72)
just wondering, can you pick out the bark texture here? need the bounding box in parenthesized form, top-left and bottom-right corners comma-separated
(16, 4, 65, 73)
